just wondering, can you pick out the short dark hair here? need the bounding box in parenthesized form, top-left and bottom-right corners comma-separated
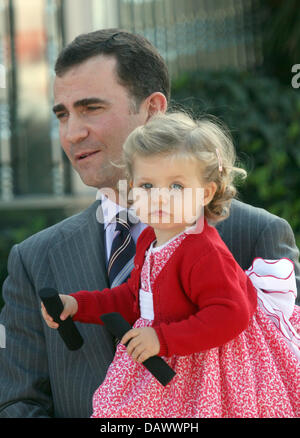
(55, 29, 170, 107)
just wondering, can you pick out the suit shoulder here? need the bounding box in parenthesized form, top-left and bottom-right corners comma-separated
(17, 201, 99, 253)
(221, 199, 289, 230)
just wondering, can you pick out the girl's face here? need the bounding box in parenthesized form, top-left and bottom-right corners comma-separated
(130, 153, 216, 231)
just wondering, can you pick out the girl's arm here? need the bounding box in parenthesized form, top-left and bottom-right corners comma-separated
(43, 228, 154, 329)
(70, 277, 139, 326)
(70, 227, 154, 326)
(41, 277, 140, 329)
(153, 249, 257, 357)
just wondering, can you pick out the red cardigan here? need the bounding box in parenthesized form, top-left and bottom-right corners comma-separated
(71, 220, 257, 357)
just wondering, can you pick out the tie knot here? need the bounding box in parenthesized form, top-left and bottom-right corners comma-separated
(114, 211, 136, 232)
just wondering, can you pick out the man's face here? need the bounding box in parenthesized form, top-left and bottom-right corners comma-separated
(53, 55, 149, 189)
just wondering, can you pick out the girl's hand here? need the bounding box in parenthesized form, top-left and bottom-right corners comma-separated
(41, 294, 78, 329)
(121, 327, 160, 363)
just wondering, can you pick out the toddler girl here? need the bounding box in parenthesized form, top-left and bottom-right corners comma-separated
(42, 112, 300, 418)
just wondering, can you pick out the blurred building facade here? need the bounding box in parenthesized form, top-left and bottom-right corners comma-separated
(0, 0, 262, 211)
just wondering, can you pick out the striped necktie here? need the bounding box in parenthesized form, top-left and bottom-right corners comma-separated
(107, 212, 136, 288)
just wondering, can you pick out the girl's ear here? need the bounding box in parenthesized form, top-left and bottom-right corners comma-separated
(203, 182, 217, 206)
(145, 92, 167, 120)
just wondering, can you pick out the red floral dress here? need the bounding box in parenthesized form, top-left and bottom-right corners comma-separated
(91, 231, 300, 418)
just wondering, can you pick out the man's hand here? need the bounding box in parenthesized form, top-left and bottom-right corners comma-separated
(41, 294, 78, 329)
(121, 327, 160, 363)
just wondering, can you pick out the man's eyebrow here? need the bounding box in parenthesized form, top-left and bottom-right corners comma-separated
(52, 103, 66, 114)
(52, 98, 108, 114)
(73, 97, 108, 107)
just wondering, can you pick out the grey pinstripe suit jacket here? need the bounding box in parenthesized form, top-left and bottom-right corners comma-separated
(0, 199, 299, 418)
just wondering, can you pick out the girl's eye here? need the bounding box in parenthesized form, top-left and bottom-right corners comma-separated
(170, 183, 183, 190)
(140, 183, 153, 190)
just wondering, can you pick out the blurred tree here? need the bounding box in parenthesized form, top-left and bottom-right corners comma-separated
(260, 0, 300, 85)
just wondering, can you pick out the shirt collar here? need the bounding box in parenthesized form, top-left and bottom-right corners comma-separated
(96, 190, 139, 230)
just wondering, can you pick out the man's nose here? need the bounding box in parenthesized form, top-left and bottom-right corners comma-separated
(65, 115, 89, 144)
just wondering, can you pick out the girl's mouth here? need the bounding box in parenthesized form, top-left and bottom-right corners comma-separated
(151, 210, 170, 216)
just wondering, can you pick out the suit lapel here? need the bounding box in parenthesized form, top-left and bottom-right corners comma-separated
(48, 200, 115, 378)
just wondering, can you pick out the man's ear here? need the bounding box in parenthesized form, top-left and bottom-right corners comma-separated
(145, 92, 167, 120)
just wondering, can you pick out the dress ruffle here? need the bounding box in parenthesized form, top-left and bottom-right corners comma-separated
(245, 258, 300, 360)
(91, 257, 300, 418)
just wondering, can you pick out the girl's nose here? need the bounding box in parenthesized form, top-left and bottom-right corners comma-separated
(158, 188, 170, 204)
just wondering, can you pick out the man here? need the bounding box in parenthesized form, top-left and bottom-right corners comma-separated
(0, 29, 299, 418)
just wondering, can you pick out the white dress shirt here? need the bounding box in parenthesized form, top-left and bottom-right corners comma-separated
(96, 190, 148, 265)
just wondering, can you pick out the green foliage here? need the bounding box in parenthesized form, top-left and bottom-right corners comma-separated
(261, 0, 300, 85)
(171, 70, 300, 248)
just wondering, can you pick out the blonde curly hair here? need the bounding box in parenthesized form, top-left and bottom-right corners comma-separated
(120, 111, 247, 223)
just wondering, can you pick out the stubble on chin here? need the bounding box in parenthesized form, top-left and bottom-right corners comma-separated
(88, 166, 126, 193)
